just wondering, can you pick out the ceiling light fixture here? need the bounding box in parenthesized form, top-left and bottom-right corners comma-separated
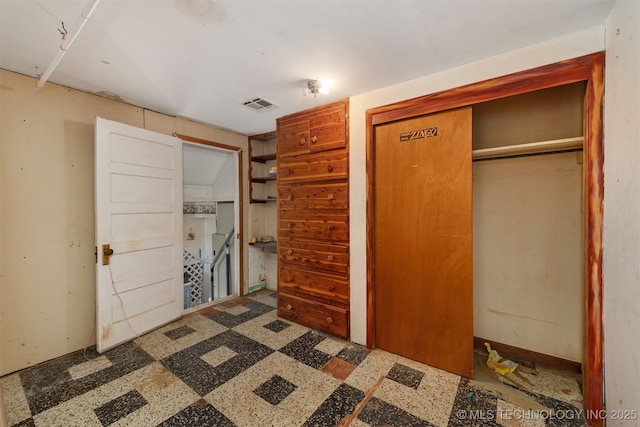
(307, 79, 329, 97)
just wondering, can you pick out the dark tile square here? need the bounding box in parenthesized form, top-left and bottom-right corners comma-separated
(164, 325, 196, 340)
(523, 389, 587, 427)
(156, 402, 235, 426)
(20, 341, 154, 415)
(208, 300, 275, 328)
(387, 363, 425, 389)
(263, 319, 291, 333)
(304, 383, 365, 426)
(278, 331, 333, 369)
(447, 378, 498, 427)
(12, 419, 36, 427)
(253, 375, 297, 406)
(336, 343, 370, 366)
(161, 329, 273, 396)
(358, 397, 435, 426)
(94, 389, 147, 426)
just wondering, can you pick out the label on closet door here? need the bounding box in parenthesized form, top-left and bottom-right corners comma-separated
(399, 126, 438, 142)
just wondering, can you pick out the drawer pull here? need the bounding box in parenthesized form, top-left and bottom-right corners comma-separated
(287, 194, 293, 201)
(327, 255, 334, 261)
(299, 137, 306, 146)
(327, 225, 336, 232)
(286, 249, 293, 256)
(287, 222, 293, 229)
(311, 135, 318, 144)
(327, 193, 334, 201)
(326, 316, 334, 324)
(327, 163, 334, 173)
(329, 285, 335, 292)
(285, 275, 294, 283)
(286, 304, 293, 311)
(287, 168, 294, 175)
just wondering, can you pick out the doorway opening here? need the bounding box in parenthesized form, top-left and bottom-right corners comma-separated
(182, 140, 242, 312)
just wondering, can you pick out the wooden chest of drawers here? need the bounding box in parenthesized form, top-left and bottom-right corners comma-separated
(276, 99, 350, 339)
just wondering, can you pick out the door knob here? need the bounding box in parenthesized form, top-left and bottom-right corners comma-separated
(101, 244, 114, 266)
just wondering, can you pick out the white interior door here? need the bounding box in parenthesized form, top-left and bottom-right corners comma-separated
(95, 117, 183, 352)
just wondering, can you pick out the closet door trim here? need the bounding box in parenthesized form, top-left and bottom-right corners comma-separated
(365, 52, 604, 424)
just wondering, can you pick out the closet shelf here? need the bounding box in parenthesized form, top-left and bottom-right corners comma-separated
(472, 136, 583, 161)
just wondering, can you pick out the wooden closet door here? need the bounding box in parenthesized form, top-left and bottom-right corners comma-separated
(374, 107, 473, 378)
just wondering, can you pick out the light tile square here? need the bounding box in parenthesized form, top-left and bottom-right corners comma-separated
(68, 355, 113, 380)
(200, 346, 238, 368)
(314, 337, 346, 356)
(225, 305, 251, 316)
(232, 310, 310, 350)
(497, 399, 547, 427)
(205, 351, 341, 426)
(0, 372, 32, 426)
(373, 363, 461, 426)
(134, 314, 227, 360)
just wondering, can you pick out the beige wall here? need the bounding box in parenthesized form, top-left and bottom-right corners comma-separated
(348, 26, 606, 350)
(603, 0, 640, 421)
(473, 152, 583, 361)
(0, 71, 248, 375)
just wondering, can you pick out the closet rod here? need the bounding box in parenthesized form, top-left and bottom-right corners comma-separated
(472, 136, 583, 161)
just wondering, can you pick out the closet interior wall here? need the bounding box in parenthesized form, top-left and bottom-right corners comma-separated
(472, 82, 586, 362)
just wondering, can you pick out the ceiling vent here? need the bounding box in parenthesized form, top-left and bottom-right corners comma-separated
(242, 97, 279, 112)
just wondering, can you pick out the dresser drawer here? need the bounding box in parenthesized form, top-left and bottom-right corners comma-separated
(278, 150, 347, 183)
(277, 118, 309, 158)
(308, 104, 347, 154)
(279, 266, 348, 305)
(278, 240, 349, 275)
(279, 211, 349, 242)
(279, 181, 348, 210)
(278, 293, 348, 339)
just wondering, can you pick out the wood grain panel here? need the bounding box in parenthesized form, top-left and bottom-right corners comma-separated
(278, 150, 348, 183)
(278, 266, 349, 306)
(374, 107, 473, 378)
(278, 240, 349, 275)
(278, 181, 348, 210)
(278, 293, 348, 338)
(309, 104, 347, 153)
(277, 118, 309, 158)
(279, 211, 349, 242)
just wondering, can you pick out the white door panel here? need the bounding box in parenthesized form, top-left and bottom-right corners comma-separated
(95, 117, 183, 352)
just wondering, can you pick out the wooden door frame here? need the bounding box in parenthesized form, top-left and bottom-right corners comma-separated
(175, 134, 245, 297)
(365, 52, 604, 422)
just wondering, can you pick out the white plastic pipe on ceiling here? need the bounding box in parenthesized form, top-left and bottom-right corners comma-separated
(36, 0, 101, 89)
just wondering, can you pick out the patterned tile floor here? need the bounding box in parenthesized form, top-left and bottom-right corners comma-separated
(1, 291, 586, 426)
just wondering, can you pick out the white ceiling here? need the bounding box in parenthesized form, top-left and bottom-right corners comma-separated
(0, 0, 615, 136)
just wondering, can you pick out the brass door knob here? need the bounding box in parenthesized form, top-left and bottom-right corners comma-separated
(327, 255, 334, 261)
(287, 223, 293, 229)
(286, 304, 292, 310)
(327, 194, 334, 200)
(311, 136, 318, 144)
(329, 285, 335, 291)
(299, 137, 306, 145)
(327, 163, 334, 173)
(326, 316, 334, 324)
(285, 276, 294, 283)
(286, 249, 293, 255)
